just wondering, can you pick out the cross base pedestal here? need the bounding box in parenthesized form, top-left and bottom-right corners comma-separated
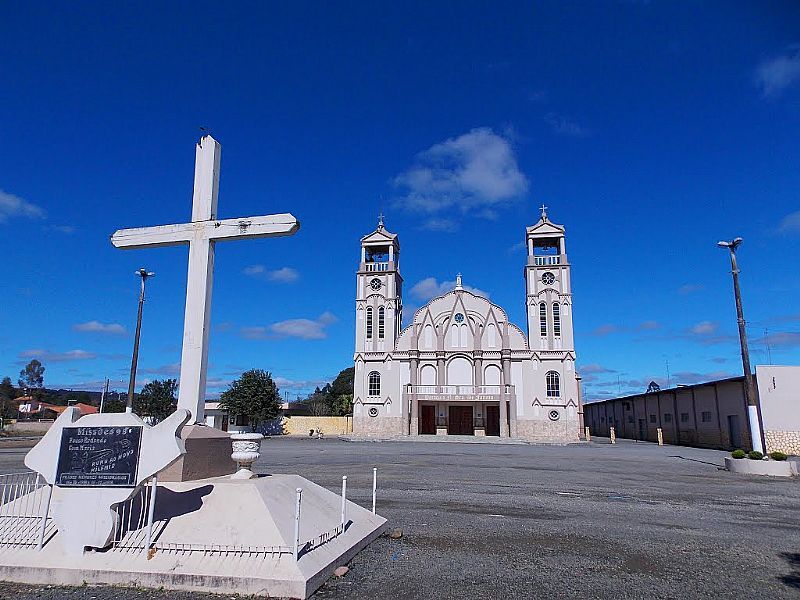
(160, 425, 236, 482)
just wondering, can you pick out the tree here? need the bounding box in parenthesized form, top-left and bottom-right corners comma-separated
(219, 370, 281, 431)
(18, 360, 44, 394)
(0, 377, 15, 402)
(133, 379, 178, 423)
(0, 377, 17, 421)
(103, 396, 127, 413)
(327, 367, 355, 415)
(304, 387, 331, 416)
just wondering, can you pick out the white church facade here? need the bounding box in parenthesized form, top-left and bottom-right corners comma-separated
(352, 209, 583, 443)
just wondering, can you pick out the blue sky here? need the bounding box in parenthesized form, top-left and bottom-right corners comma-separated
(1, 2, 799, 401)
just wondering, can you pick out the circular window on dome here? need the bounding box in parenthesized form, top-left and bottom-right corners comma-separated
(368, 407, 379, 417)
(454, 313, 465, 323)
(548, 409, 560, 421)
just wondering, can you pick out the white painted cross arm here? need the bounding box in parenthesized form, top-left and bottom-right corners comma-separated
(111, 213, 300, 249)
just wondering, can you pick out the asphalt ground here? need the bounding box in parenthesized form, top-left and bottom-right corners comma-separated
(0, 437, 798, 599)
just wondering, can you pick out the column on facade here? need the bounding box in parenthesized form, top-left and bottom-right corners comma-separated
(500, 351, 511, 437)
(409, 355, 418, 435)
(436, 353, 445, 386)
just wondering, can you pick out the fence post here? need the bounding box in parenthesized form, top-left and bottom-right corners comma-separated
(294, 488, 302, 560)
(37, 483, 53, 550)
(657, 428, 664, 446)
(340, 476, 347, 529)
(145, 475, 159, 554)
(610, 427, 616, 444)
(585, 426, 591, 442)
(372, 468, 377, 514)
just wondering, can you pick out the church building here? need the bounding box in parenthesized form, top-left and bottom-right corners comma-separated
(352, 209, 583, 443)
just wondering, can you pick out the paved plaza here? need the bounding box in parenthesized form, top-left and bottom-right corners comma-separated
(0, 437, 798, 599)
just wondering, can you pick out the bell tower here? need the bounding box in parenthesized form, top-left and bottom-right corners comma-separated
(355, 215, 402, 354)
(524, 205, 574, 352)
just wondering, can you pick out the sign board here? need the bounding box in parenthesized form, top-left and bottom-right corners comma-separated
(55, 426, 142, 487)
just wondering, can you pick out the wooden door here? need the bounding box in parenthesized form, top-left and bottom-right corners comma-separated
(448, 406, 474, 436)
(420, 405, 436, 435)
(485, 405, 500, 436)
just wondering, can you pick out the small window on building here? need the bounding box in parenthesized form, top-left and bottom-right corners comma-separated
(366, 307, 373, 340)
(649, 414, 656, 423)
(539, 303, 547, 336)
(553, 302, 561, 337)
(627, 415, 634, 424)
(701, 411, 712, 423)
(546, 371, 560, 397)
(663, 413, 672, 423)
(378, 307, 385, 339)
(680, 413, 690, 423)
(368, 371, 381, 397)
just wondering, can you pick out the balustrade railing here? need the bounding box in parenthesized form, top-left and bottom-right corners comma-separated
(532, 255, 561, 266)
(407, 385, 512, 396)
(364, 262, 390, 272)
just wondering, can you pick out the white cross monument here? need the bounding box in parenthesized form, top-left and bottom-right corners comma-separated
(112, 135, 300, 425)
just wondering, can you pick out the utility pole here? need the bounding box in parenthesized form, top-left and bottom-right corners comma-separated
(99, 378, 109, 413)
(717, 238, 763, 453)
(126, 268, 155, 413)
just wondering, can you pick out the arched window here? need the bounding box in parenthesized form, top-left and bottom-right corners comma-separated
(486, 323, 497, 348)
(553, 302, 561, 337)
(366, 307, 373, 339)
(451, 324, 459, 347)
(546, 371, 560, 397)
(539, 303, 547, 337)
(368, 371, 381, 396)
(460, 325, 468, 348)
(424, 324, 433, 349)
(378, 307, 385, 339)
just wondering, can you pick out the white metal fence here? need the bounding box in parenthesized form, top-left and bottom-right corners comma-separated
(0, 467, 381, 561)
(0, 472, 55, 549)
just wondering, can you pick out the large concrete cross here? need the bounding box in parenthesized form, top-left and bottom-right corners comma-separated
(112, 135, 300, 424)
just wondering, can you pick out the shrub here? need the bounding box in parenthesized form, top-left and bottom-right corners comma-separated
(747, 450, 764, 460)
(769, 451, 788, 461)
(731, 449, 746, 459)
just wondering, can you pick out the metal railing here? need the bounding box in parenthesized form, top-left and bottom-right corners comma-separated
(0, 472, 55, 549)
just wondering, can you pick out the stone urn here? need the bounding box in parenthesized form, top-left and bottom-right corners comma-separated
(230, 432, 263, 479)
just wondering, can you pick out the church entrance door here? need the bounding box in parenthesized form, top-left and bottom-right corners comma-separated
(448, 406, 474, 436)
(485, 405, 500, 436)
(420, 405, 436, 435)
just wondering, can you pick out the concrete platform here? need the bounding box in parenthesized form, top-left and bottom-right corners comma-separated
(725, 456, 798, 477)
(159, 424, 237, 482)
(0, 474, 387, 599)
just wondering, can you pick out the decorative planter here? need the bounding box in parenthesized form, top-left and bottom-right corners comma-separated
(725, 457, 798, 478)
(230, 432, 264, 479)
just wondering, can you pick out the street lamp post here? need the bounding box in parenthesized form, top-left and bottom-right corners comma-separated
(126, 268, 155, 413)
(717, 238, 763, 453)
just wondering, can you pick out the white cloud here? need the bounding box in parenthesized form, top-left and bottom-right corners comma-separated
(592, 324, 620, 336)
(0, 190, 45, 223)
(73, 321, 127, 335)
(690, 320, 718, 336)
(409, 277, 489, 302)
(544, 113, 590, 137)
(392, 127, 528, 216)
(240, 312, 337, 341)
(243, 264, 299, 283)
(778, 210, 800, 234)
(755, 48, 800, 98)
(140, 363, 181, 376)
(420, 218, 458, 232)
(677, 284, 704, 295)
(19, 348, 97, 362)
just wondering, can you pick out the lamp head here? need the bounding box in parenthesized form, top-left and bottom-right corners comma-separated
(717, 241, 730, 248)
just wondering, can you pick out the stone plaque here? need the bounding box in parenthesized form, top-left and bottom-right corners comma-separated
(55, 426, 143, 487)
